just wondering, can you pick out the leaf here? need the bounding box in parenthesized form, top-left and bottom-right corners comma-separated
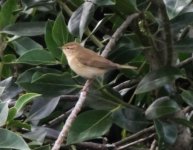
(16, 49, 57, 65)
(1, 22, 46, 36)
(135, 67, 181, 94)
(33, 145, 50, 150)
(12, 37, 43, 56)
(0, 0, 17, 29)
(0, 77, 22, 102)
(181, 89, 193, 107)
(27, 96, 60, 123)
(93, 0, 115, 6)
(171, 12, 193, 32)
(67, 110, 112, 144)
(22, 0, 54, 9)
(68, 2, 97, 38)
(0, 102, 8, 126)
(115, 0, 137, 14)
(15, 93, 41, 112)
(86, 82, 127, 110)
(154, 120, 177, 145)
(163, 0, 192, 19)
(113, 107, 150, 133)
(7, 107, 17, 122)
(16, 67, 77, 94)
(52, 12, 69, 46)
(0, 128, 30, 150)
(145, 97, 181, 120)
(45, 20, 62, 59)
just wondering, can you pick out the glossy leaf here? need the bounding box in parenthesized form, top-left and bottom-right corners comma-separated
(0, 0, 17, 29)
(12, 37, 43, 56)
(135, 67, 181, 94)
(22, 0, 54, 9)
(86, 83, 127, 110)
(16, 49, 57, 65)
(181, 89, 193, 107)
(0, 128, 30, 150)
(155, 120, 177, 145)
(171, 12, 193, 32)
(52, 12, 69, 46)
(145, 97, 181, 119)
(45, 20, 62, 59)
(93, 0, 115, 6)
(115, 0, 137, 14)
(16, 67, 78, 94)
(2, 22, 46, 36)
(113, 107, 150, 132)
(163, 0, 191, 19)
(67, 110, 112, 144)
(68, 2, 97, 38)
(28, 96, 60, 122)
(15, 93, 41, 112)
(7, 107, 17, 122)
(0, 77, 22, 102)
(0, 102, 8, 126)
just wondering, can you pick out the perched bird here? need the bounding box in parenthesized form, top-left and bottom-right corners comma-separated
(62, 42, 137, 79)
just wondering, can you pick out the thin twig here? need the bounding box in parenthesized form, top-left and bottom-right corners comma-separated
(113, 79, 139, 91)
(101, 13, 140, 57)
(150, 139, 157, 150)
(117, 133, 155, 150)
(175, 57, 193, 68)
(114, 126, 155, 147)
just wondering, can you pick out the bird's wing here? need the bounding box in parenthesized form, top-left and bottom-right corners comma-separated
(77, 49, 117, 69)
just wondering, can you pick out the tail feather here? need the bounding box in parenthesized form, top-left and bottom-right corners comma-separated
(116, 64, 137, 70)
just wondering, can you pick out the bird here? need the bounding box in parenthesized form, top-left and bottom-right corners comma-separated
(61, 42, 137, 79)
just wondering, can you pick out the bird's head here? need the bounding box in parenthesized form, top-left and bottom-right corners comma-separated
(61, 42, 81, 55)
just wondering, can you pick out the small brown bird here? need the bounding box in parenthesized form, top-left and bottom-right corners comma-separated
(62, 42, 137, 79)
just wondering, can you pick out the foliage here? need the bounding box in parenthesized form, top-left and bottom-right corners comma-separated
(0, 0, 193, 149)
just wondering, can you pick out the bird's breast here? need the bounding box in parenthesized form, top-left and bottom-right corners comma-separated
(68, 57, 107, 78)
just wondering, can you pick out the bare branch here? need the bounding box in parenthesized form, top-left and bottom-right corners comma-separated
(176, 57, 193, 68)
(114, 126, 155, 147)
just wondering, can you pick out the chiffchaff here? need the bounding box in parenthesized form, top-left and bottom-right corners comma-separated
(62, 42, 137, 79)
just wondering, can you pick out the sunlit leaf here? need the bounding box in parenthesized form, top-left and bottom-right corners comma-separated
(0, 102, 8, 126)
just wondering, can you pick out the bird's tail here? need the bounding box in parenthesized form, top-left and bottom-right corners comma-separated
(116, 64, 137, 70)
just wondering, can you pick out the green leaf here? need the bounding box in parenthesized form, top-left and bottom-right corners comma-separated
(181, 89, 193, 107)
(52, 12, 69, 46)
(15, 93, 41, 112)
(171, 12, 193, 32)
(0, 102, 8, 126)
(22, 0, 54, 9)
(16, 49, 57, 65)
(86, 82, 127, 110)
(115, 0, 137, 14)
(113, 107, 150, 133)
(163, 0, 191, 19)
(145, 97, 181, 119)
(68, 2, 97, 38)
(33, 145, 50, 150)
(7, 120, 31, 130)
(7, 107, 17, 122)
(28, 95, 60, 121)
(93, 0, 115, 6)
(0, 0, 17, 29)
(135, 67, 181, 94)
(1, 22, 46, 36)
(12, 37, 43, 56)
(16, 67, 78, 94)
(154, 120, 177, 145)
(45, 20, 62, 59)
(67, 110, 112, 144)
(0, 128, 30, 150)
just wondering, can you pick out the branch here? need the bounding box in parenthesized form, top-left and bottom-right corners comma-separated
(152, 0, 174, 66)
(113, 79, 139, 91)
(101, 13, 140, 57)
(114, 126, 155, 147)
(118, 133, 155, 150)
(175, 56, 193, 68)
